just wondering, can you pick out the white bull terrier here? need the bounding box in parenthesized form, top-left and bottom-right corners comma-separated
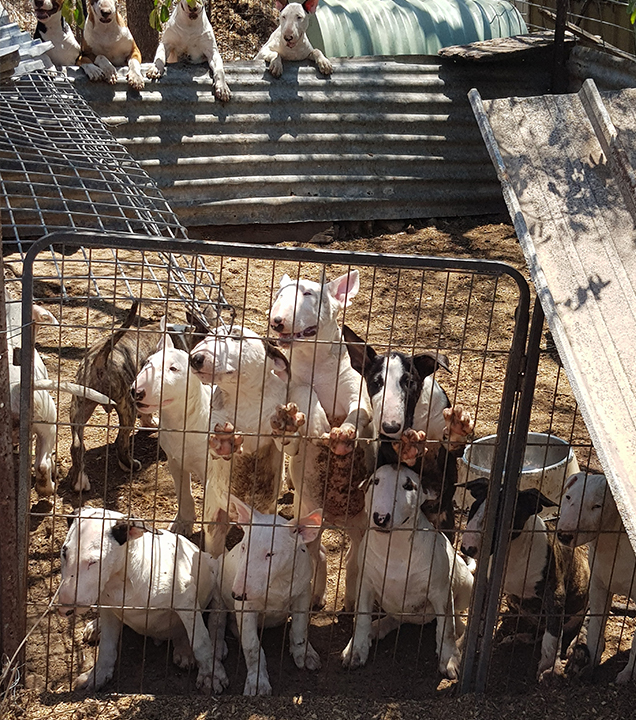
(146, 0, 231, 101)
(342, 465, 474, 679)
(221, 496, 322, 696)
(557, 472, 636, 684)
(58, 507, 228, 693)
(256, 0, 332, 78)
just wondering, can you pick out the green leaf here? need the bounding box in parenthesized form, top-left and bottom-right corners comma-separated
(74, 1, 85, 29)
(160, 4, 171, 23)
(632, 9, 636, 24)
(61, 0, 74, 25)
(149, 8, 161, 31)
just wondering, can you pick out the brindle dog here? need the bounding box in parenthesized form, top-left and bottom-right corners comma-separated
(68, 301, 160, 492)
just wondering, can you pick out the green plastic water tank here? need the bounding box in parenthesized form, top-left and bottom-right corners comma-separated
(307, 0, 528, 57)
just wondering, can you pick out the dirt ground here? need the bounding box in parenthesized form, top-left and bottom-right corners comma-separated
(4, 216, 636, 720)
(2, 1, 636, 718)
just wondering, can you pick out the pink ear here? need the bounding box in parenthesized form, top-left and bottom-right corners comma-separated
(157, 330, 174, 352)
(303, 0, 320, 13)
(32, 304, 58, 326)
(276, 1, 289, 11)
(295, 510, 322, 544)
(128, 525, 145, 541)
(228, 494, 254, 527)
(328, 270, 360, 308)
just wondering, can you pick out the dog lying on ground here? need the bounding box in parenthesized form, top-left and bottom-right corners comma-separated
(342, 465, 474, 678)
(58, 507, 228, 693)
(146, 0, 231, 101)
(343, 324, 474, 538)
(5, 292, 112, 496)
(462, 479, 589, 681)
(557, 472, 636, 684)
(32, 0, 81, 67)
(220, 496, 322, 696)
(79, 0, 145, 90)
(256, 0, 332, 78)
(68, 300, 159, 493)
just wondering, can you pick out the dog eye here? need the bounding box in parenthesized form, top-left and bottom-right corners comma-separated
(302, 291, 312, 297)
(592, 504, 602, 510)
(61, 546, 68, 560)
(403, 478, 416, 491)
(169, 366, 179, 372)
(564, 494, 570, 500)
(87, 559, 98, 568)
(265, 552, 274, 558)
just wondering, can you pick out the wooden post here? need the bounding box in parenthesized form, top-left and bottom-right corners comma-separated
(552, 0, 570, 93)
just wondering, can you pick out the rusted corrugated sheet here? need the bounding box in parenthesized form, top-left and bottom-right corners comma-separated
(308, 0, 527, 57)
(70, 57, 551, 226)
(568, 45, 636, 92)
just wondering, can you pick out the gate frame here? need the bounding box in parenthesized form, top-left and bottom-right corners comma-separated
(12, 229, 539, 694)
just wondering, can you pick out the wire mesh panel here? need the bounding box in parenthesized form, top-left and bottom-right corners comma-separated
(16, 235, 534, 698)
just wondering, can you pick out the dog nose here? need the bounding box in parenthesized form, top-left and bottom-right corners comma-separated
(373, 512, 390, 528)
(101, 10, 112, 18)
(190, 353, 205, 371)
(557, 531, 574, 546)
(284, 34, 293, 41)
(461, 545, 478, 558)
(381, 421, 402, 435)
(271, 316, 284, 330)
(231, 591, 247, 601)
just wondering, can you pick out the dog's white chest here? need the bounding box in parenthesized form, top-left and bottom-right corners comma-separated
(85, 19, 134, 66)
(502, 525, 549, 599)
(591, 534, 636, 598)
(163, 19, 216, 64)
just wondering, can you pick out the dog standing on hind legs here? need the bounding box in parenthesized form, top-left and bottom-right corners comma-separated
(79, 0, 145, 90)
(32, 0, 81, 67)
(256, 0, 332, 78)
(146, 0, 231, 101)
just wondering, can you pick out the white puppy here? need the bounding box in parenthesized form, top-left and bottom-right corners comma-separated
(342, 465, 474, 679)
(557, 472, 636, 684)
(32, 0, 81, 67)
(146, 0, 231, 101)
(58, 507, 228, 693)
(221, 496, 322, 696)
(79, 0, 145, 90)
(256, 0, 332, 78)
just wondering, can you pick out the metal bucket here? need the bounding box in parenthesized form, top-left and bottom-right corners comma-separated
(456, 432, 580, 512)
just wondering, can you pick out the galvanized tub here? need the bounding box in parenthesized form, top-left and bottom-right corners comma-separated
(456, 432, 580, 511)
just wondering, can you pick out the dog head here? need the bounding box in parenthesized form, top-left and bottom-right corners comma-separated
(190, 325, 290, 388)
(87, 0, 118, 25)
(461, 479, 557, 559)
(365, 464, 434, 532)
(133, 329, 195, 414)
(227, 495, 321, 608)
(177, 0, 204, 21)
(276, 1, 319, 49)
(58, 507, 146, 615)
(269, 270, 359, 346)
(557, 472, 617, 547)
(32, 0, 63, 23)
(343, 324, 450, 440)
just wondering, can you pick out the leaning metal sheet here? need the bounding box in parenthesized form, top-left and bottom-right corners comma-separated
(470, 84, 636, 549)
(0, 70, 230, 318)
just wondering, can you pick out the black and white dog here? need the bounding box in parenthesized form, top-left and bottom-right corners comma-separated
(462, 479, 589, 681)
(343, 324, 473, 537)
(32, 0, 81, 67)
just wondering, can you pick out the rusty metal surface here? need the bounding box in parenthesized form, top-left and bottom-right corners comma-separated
(68, 57, 553, 226)
(471, 82, 636, 550)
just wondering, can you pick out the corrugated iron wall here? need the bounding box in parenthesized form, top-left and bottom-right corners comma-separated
(70, 56, 551, 227)
(308, 0, 527, 57)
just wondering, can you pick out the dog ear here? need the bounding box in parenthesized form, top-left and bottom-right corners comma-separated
(264, 339, 290, 381)
(342, 323, 376, 376)
(464, 477, 489, 503)
(157, 318, 175, 352)
(278, 273, 292, 289)
(328, 269, 360, 308)
(291, 509, 323, 544)
(228, 494, 255, 528)
(111, 520, 145, 546)
(412, 351, 451, 378)
(517, 487, 558, 513)
(302, 0, 320, 13)
(276, 0, 289, 11)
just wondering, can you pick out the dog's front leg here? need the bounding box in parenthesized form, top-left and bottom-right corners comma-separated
(260, 48, 283, 78)
(176, 607, 229, 694)
(237, 608, 271, 696)
(92, 55, 118, 84)
(430, 586, 462, 680)
(308, 48, 333, 76)
(341, 578, 374, 669)
(147, 41, 168, 79)
(289, 588, 321, 670)
(126, 44, 145, 91)
(207, 48, 231, 102)
(167, 457, 196, 536)
(74, 608, 122, 691)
